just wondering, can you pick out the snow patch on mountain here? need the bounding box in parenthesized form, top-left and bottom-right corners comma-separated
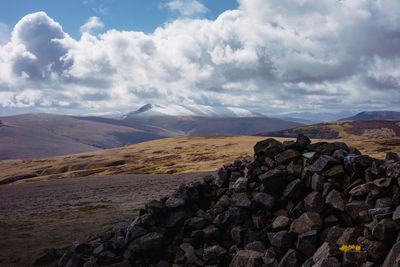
(123, 104, 264, 118)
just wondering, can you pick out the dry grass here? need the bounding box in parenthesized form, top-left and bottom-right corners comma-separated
(1, 135, 400, 185)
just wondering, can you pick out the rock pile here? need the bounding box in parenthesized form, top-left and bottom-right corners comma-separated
(56, 134, 400, 266)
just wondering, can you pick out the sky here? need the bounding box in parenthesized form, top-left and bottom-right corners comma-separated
(0, 0, 399, 117)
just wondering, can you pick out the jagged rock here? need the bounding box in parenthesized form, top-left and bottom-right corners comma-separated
(230, 193, 252, 208)
(309, 155, 336, 172)
(322, 164, 345, 179)
(165, 196, 185, 208)
(383, 241, 400, 267)
(271, 231, 292, 255)
(183, 217, 209, 233)
(343, 250, 367, 267)
(259, 169, 289, 194)
(202, 225, 220, 240)
(324, 225, 345, 245)
(272, 216, 290, 231)
(160, 207, 192, 228)
(296, 230, 317, 258)
(345, 200, 366, 220)
(282, 179, 305, 199)
(325, 189, 345, 211)
(313, 256, 340, 267)
(254, 192, 275, 209)
(230, 250, 264, 267)
(289, 212, 322, 235)
(357, 237, 386, 261)
(307, 142, 337, 155)
(393, 206, 400, 221)
(32, 248, 60, 265)
(231, 227, 256, 246)
(304, 191, 324, 213)
(276, 149, 301, 165)
(233, 177, 248, 192)
(213, 207, 249, 227)
(127, 232, 163, 252)
(386, 152, 400, 162)
(244, 241, 265, 252)
(312, 242, 338, 265)
(311, 173, 326, 192)
(278, 249, 303, 267)
(125, 225, 147, 244)
(296, 134, 311, 148)
(254, 139, 284, 159)
(203, 245, 226, 265)
(336, 227, 362, 246)
(179, 243, 202, 265)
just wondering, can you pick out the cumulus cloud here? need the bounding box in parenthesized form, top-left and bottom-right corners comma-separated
(164, 0, 208, 16)
(0, 1, 400, 116)
(80, 16, 104, 33)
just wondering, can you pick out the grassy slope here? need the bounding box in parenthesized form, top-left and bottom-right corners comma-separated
(261, 120, 400, 139)
(1, 135, 400, 185)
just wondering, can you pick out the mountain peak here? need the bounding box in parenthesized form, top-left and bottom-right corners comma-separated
(123, 104, 265, 118)
(134, 104, 155, 114)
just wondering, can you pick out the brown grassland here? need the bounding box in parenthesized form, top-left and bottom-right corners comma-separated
(1, 135, 400, 266)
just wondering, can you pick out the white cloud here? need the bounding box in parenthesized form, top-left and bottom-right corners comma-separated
(80, 16, 104, 33)
(1, 1, 400, 116)
(164, 0, 208, 16)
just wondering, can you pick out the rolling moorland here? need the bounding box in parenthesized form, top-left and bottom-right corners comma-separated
(0, 112, 303, 160)
(1, 111, 400, 265)
(261, 120, 400, 140)
(1, 134, 400, 266)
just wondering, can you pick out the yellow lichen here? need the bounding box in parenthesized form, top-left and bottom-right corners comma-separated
(339, 244, 361, 252)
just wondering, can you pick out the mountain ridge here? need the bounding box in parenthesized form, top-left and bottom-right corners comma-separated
(340, 110, 400, 121)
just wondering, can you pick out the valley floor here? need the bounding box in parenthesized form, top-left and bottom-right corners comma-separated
(0, 172, 213, 266)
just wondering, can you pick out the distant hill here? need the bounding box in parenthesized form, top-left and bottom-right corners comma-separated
(0, 111, 302, 160)
(340, 111, 400, 121)
(258, 120, 400, 139)
(0, 114, 172, 160)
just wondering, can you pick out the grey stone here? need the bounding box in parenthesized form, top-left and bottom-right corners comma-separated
(272, 216, 290, 231)
(254, 192, 275, 209)
(278, 249, 303, 267)
(276, 149, 301, 165)
(325, 189, 346, 211)
(230, 193, 252, 208)
(230, 250, 264, 267)
(343, 251, 367, 267)
(254, 139, 284, 159)
(128, 232, 163, 252)
(383, 241, 400, 267)
(309, 155, 336, 172)
(203, 245, 226, 265)
(312, 242, 338, 264)
(304, 191, 324, 213)
(289, 212, 322, 235)
(233, 177, 248, 192)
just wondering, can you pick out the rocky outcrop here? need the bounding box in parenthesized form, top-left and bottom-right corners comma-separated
(54, 134, 400, 267)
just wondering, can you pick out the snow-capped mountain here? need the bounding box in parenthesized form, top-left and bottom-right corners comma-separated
(122, 104, 264, 118)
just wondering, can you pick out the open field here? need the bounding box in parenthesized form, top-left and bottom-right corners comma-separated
(0, 172, 213, 266)
(1, 135, 400, 185)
